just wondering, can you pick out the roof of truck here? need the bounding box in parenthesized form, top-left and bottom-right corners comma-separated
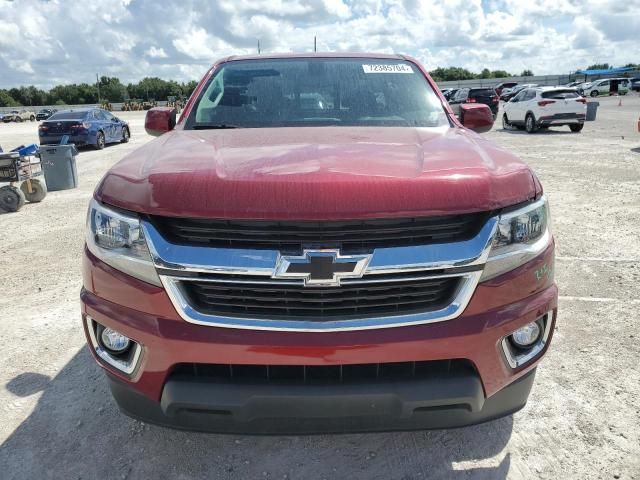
(223, 52, 407, 62)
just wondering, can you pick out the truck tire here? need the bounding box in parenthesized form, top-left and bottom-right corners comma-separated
(0, 185, 26, 212)
(20, 178, 47, 202)
(570, 124, 584, 133)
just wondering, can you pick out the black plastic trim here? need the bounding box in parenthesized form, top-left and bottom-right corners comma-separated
(107, 368, 536, 434)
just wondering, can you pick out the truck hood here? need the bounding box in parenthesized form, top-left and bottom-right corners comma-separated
(96, 126, 536, 220)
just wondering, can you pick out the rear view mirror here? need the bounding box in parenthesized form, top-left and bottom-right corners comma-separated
(459, 104, 494, 133)
(145, 107, 177, 136)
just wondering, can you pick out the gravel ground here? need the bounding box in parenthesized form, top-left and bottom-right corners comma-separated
(1, 96, 639, 479)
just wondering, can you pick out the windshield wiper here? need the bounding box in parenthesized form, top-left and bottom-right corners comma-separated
(192, 124, 241, 130)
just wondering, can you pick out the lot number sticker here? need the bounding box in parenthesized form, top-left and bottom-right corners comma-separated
(362, 64, 414, 74)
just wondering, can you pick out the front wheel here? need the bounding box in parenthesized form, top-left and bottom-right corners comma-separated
(95, 131, 105, 150)
(502, 113, 512, 130)
(20, 178, 47, 202)
(16, 116, 23, 123)
(30, 115, 35, 121)
(525, 114, 537, 134)
(121, 127, 130, 143)
(0, 185, 26, 212)
(590, 90, 599, 97)
(570, 124, 584, 133)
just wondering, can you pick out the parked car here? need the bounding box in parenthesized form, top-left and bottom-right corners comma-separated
(501, 84, 538, 101)
(36, 108, 57, 121)
(630, 77, 640, 92)
(576, 82, 592, 95)
(503, 86, 586, 133)
(440, 88, 454, 99)
(1, 109, 36, 122)
(38, 108, 130, 149)
(581, 78, 629, 97)
(82, 53, 556, 434)
(448, 87, 500, 117)
(442, 88, 459, 101)
(494, 82, 518, 96)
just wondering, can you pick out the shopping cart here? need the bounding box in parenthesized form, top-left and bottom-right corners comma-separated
(0, 144, 47, 212)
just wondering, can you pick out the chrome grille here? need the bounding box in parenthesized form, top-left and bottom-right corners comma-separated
(148, 212, 491, 252)
(180, 274, 461, 320)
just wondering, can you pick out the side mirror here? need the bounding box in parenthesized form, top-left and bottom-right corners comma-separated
(459, 103, 494, 133)
(145, 107, 177, 136)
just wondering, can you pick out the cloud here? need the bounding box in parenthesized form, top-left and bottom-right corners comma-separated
(145, 46, 168, 58)
(0, 0, 638, 89)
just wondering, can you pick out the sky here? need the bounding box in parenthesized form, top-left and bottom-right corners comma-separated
(0, 0, 639, 89)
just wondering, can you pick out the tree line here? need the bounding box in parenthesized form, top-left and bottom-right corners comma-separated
(429, 67, 533, 82)
(428, 62, 638, 83)
(0, 76, 198, 107)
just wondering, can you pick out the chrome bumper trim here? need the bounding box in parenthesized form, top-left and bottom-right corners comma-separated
(501, 311, 553, 369)
(85, 316, 143, 375)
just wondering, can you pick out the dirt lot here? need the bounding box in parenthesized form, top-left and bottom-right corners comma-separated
(1, 97, 639, 479)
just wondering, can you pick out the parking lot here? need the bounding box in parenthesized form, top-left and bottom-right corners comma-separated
(0, 95, 639, 479)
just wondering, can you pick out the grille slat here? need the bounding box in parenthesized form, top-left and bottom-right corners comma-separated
(182, 276, 460, 320)
(150, 212, 490, 252)
(172, 360, 475, 385)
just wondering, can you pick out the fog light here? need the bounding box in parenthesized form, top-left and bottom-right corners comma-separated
(510, 322, 541, 348)
(100, 327, 131, 354)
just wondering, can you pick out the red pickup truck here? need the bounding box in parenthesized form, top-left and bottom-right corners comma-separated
(81, 53, 557, 434)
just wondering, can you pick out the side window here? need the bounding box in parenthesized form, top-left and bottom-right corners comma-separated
(103, 111, 115, 121)
(454, 89, 468, 101)
(600, 80, 609, 86)
(94, 110, 108, 121)
(524, 90, 536, 101)
(512, 90, 526, 102)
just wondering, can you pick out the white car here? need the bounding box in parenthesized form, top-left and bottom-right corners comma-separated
(581, 78, 629, 97)
(502, 87, 587, 133)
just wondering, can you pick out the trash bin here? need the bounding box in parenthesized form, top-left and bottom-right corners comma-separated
(586, 101, 599, 121)
(39, 145, 78, 191)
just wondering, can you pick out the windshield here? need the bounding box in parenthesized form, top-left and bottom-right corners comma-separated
(541, 89, 580, 99)
(187, 58, 448, 129)
(470, 88, 496, 97)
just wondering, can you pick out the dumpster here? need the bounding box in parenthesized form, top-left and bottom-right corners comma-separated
(586, 101, 599, 121)
(39, 144, 78, 191)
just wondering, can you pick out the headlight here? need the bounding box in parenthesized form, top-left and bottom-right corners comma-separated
(481, 197, 551, 281)
(86, 198, 161, 286)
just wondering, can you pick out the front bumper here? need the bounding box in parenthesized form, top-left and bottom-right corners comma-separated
(81, 238, 557, 433)
(108, 366, 537, 434)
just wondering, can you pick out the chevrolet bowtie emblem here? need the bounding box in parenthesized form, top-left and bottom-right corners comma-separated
(273, 250, 372, 287)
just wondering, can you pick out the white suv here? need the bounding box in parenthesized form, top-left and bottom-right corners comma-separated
(581, 78, 629, 97)
(502, 87, 587, 133)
